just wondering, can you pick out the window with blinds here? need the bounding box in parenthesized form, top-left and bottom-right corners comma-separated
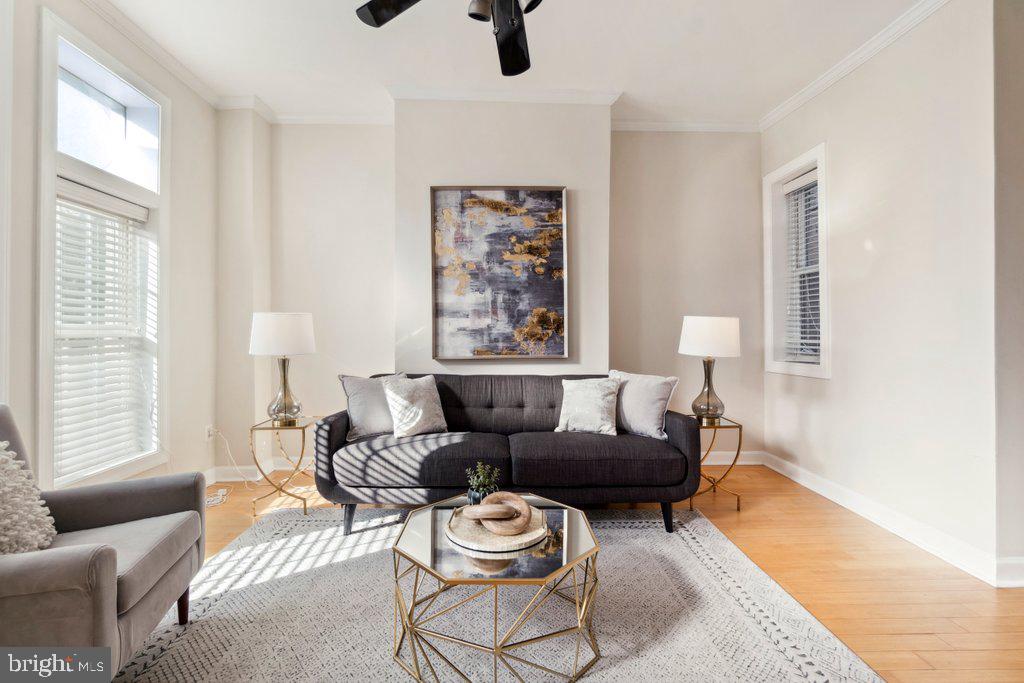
(782, 172, 820, 363)
(53, 183, 158, 486)
(763, 145, 829, 379)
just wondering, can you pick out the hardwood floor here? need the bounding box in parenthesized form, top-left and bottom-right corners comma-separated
(204, 465, 1024, 682)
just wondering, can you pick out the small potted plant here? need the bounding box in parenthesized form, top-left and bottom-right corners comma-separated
(466, 461, 500, 505)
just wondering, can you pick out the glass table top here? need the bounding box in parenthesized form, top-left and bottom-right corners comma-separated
(393, 494, 599, 585)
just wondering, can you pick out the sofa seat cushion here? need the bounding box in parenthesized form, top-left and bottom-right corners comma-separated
(47, 511, 201, 614)
(509, 432, 686, 487)
(335, 432, 512, 488)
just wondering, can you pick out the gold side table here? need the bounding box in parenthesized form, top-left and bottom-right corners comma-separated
(249, 416, 317, 516)
(687, 416, 743, 511)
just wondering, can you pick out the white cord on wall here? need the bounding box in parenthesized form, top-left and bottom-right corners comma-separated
(211, 427, 256, 490)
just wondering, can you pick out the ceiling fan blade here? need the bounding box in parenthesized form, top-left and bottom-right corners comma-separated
(492, 0, 530, 76)
(356, 0, 423, 27)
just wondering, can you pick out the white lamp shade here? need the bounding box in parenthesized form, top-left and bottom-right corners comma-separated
(249, 312, 316, 356)
(678, 316, 741, 358)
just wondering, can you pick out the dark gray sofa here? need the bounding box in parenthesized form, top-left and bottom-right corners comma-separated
(314, 374, 701, 533)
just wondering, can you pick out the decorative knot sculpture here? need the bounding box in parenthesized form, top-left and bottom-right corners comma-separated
(462, 491, 532, 536)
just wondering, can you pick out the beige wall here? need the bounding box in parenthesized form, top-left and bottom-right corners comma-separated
(8, 0, 218, 477)
(214, 108, 273, 466)
(394, 99, 611, 374)
(270, 124, 395, 417)
(761, 0, 997, 560)
(610, 131, 764, 450)
(994, 0, 1024, 575)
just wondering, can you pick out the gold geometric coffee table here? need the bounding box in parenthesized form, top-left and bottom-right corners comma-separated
(391, 493, 600, 682)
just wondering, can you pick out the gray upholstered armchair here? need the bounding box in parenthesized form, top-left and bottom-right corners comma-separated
(0, 405, 205, 673)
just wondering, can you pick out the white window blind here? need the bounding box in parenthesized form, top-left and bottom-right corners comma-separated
(782, 171, 821, 363)
(53, 181, 158, 486)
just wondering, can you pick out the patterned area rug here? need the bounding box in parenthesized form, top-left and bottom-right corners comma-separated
(115, 508, 881, 682)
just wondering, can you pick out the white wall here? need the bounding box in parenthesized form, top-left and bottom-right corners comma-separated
(394, 99, 611, 374)
(761, 0, 997, 571)
(8, 0, 218, 477)
(270, 124, 395, 417)
(610, 131, 764, 449)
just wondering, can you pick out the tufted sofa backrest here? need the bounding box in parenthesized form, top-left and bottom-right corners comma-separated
(404, 374, 605, 435)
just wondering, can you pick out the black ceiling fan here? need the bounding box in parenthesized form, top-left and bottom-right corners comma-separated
(356, 0, 543, 76)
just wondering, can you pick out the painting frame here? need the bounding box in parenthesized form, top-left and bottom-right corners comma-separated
(430, 185, 569, 361)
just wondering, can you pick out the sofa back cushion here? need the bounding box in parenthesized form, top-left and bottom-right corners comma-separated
(404, 374, 605, 435)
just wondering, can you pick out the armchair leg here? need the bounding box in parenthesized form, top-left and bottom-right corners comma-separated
(660, 502, 673, 532)
(343, 504, 356, 535)
(177, 588, 190, 625)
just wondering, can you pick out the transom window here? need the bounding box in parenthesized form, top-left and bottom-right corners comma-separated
(57, 37, 160, 193)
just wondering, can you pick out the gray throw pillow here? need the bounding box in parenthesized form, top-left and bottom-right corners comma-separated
(338, 374, 407, 440)
(555, 378, 620, 436)
(609, 370, 678, 440)
(0, 443, 57, 554)
(382, 375, 448, 438)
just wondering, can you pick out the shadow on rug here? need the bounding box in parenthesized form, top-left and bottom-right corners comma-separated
(115, 508, 881, 682)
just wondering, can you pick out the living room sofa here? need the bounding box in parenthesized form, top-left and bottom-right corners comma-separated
(314, 374, 702, 533)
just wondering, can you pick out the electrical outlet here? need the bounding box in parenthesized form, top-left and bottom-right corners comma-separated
(205, 425, 215, 440)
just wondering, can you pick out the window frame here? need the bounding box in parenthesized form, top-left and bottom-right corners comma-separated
(37, 8, 171, 489)
(762, 143, 831, 379)
(0, 0, 13, 404)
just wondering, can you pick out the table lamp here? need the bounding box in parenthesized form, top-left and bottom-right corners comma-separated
(678, 316, 741, 425)
(249, 312, 316, 426)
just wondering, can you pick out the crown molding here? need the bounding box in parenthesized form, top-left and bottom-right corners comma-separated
(388, 85, 622, 107)
(77, 0, 219, 107)
(217, 95, 278, 123)
(274, 113, 395, 126)
(612, 120, 759, 133)
(759, 0, 952, 131)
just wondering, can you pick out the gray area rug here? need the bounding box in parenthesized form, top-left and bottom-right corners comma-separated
(115, 508, 881, 682)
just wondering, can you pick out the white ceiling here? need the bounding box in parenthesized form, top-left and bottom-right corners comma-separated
(106, 0, 920, 127)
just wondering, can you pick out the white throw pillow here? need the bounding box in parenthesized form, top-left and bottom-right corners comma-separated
(609, 370, 679, 441)
(555, 378, 621, 436)
(0, 443, 56, 554)
(382, 375, 449, 438)
(339, 374, 407, 440)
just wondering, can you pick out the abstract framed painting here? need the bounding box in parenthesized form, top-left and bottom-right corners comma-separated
(431, 186, 568, 360)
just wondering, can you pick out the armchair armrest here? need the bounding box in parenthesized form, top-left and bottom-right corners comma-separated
(0, 545, 117, 650)
(665, 411, 701, 496)
(314, 411, 349, 496)
(42, 472, 206, 559)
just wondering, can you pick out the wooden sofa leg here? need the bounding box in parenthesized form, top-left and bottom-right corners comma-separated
(177, 588, 189, 625)
(343, 504, 356, 535)
(660, 502, 673, 532)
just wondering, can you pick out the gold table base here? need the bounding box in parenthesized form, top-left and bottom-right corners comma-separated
(687, 418, 743, 511)
(392, 552, 600, 682)
(249, 427, 312, 516)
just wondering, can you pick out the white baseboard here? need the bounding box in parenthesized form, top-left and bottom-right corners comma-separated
(758, 452, 1000, 586)
(205, 457, 303, 484)
(702, 450, 767, 466)
(998, 556, 1024, 588)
